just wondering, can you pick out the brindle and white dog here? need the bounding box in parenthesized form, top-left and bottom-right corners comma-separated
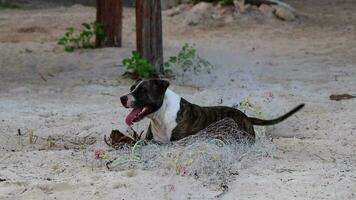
(120, 79, 304, 143)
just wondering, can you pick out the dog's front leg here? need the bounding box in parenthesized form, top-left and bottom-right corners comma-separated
(145, 123, 154, 140)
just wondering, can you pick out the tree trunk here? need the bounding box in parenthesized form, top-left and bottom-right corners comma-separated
(136, 0, 164, 74)
(96, 0, 122, 47)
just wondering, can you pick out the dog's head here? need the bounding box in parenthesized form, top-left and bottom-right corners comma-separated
(120, 79, 170, 126)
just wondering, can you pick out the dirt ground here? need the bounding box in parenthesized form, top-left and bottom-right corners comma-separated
(0, 0, 355, 199)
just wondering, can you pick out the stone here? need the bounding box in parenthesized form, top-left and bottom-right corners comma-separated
(165, 9, 180, 17)
(274, 6, 296, 21)
(185, 10, 201, 26)
(165, 4, 188, 17)
(191, 2, 213, 13)
(185, 2, 214, 26)
(259, 4, 276, 18)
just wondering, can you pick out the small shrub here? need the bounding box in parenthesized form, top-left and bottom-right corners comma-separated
(57, 22, 105, 52)
(122, 51, 155, 79)
(164, 43, 213, 80)
(57, 27, 77, 52)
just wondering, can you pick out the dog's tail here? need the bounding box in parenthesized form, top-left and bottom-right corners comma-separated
(249, 104, 304, 126)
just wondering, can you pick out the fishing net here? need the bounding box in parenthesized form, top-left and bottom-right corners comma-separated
(92, 118, 275, 187)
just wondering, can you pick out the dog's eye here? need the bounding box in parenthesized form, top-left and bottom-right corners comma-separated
(130, 85, 135, 91)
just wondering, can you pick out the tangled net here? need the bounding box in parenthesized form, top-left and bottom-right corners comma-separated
(94, 118, 275, 187)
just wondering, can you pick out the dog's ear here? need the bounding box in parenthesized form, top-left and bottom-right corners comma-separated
(160, 80, 170, 90)
(151, 79, 170, 92)
(130, 79, 143, 91)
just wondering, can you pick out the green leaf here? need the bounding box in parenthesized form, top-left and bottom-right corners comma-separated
(123, 58, 132, 66)
(121, 50, 156, 79)
(127, 65, 134, 70)
(169, 56, 177, 63)
(82, 23, 91, 30)
(132, 51, 141, 59)
(57, 37, 67, 45)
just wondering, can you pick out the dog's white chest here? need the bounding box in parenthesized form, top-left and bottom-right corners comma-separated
(148, 89, 181, 143)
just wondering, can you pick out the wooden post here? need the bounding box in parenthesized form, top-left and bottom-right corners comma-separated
(96, 0, 122, 47)
(136, 0, 164, 74)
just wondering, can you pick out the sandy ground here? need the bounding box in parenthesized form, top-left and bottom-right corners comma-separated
(0, 0, 356, 199)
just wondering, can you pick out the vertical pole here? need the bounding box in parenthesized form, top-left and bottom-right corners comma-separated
(136, 0, 164, 74)
(96, 0, 122, 47)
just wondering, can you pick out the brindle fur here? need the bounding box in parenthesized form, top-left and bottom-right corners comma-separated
(171, 98, 256, 142)
(146, 98, 304, 142)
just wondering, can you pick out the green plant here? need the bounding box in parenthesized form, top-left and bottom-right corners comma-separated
(164, 43, 213, 80)
(57, 27, 77, 52)
(122, 51, 155, 79)
(57, 22, 105, 52)
(0, 2, 21, 9)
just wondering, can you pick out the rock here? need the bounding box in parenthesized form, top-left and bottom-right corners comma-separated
(165, 9, 180, 17)
(259, 4, 275, 18)
(185, 2, 213, 26)
(191, 2, 213, 13)
(251, 5, 259, 10)
(185, 11, 202, 26)
(274, 6, 296, 21)
(165, 4, 188, 17)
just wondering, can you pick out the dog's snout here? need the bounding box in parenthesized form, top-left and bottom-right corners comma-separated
(120, 96, 128, 105)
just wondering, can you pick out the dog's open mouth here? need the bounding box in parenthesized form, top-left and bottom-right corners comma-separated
(125, 107, 151, 126)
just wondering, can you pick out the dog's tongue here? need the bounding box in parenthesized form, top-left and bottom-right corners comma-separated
(125, 108, 142, 126)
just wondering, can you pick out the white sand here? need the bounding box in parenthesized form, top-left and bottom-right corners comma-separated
(0, 0, 356, 199)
